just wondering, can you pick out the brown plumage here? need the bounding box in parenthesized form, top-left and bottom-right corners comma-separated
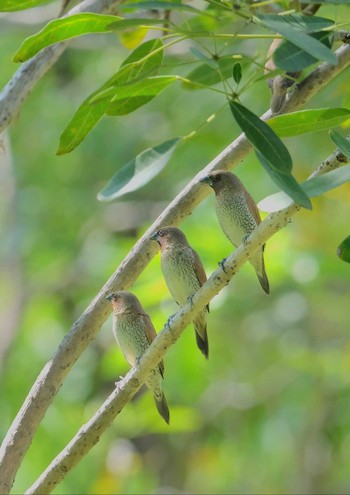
(106, 291, 170, 424)
(150, 227, 209, 359)
(200, 171, 270, 294)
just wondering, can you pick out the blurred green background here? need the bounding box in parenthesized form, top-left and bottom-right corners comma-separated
(1, 3, 350, 494)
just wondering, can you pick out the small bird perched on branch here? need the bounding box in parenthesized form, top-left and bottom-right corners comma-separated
(150, 227, 209, 359)
(200, 171, 270, 295)
(106, 291, 170, 424)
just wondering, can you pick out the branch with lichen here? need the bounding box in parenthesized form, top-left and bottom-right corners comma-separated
(25, 144, 349, 495)
(0, 37, 350, 495)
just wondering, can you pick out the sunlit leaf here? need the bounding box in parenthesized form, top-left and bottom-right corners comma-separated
(268, 108, 350, 137)
(329, 130, 350, 158)
(254, 14, 336, 65)
(89, 75, 177, 115)
(273, 31, 334, 72)
(13, 14, 122, 63)
(57, 38, 163, 154)
(304, 0, 350, 3)
(0, 0, 53, 11)
(258, 164, 350, 211)
(97, 138, 181, 201)
(337, 235, 350, 263)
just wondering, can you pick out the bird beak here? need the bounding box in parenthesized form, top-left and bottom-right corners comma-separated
(105, 294, 114, 302)
(200, 175, 213, 187)
(150, 231, 159, 241)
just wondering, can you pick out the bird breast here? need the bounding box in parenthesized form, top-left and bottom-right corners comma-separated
(161, 248, 200, 306)
(216, 191, 258, 246)
(113, 313, 149, 367)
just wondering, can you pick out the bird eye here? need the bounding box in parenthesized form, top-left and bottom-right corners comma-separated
(214, 173, 221, 182)
(158, 229, 165, 237)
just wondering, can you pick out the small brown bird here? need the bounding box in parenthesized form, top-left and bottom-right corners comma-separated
(150, 227, 209, 359)
(106, 291, 170, 424)
(200, 171, 270, 294)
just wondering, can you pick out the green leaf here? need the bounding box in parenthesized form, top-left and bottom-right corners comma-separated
(258, 164, 350, 211)
(329, 130, 350, 158)
(337, 235, 350, 263)
(120, 0, 214, 16)
(229, 101, 311, 208)
(97, 138, 182, 201)
(0, 0, 53, 11)
(268, 108, 350, 137)
(254, 14, 337, 65)
(92, 76, 178, 115)
(232, 63, 242, 84)
(229, 101, 292, 172)
(108, 18, 166, 31)
(256, 151, 312, 209)
(13, 13, 122, 63)
(183, 58, 238, 89)
(57, 38, 163, 154)
(273, 31, 334, 72)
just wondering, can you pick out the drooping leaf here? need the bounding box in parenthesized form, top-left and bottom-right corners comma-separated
(229, 101, 292, 172)
(258, 164, 350, 212)
(229, 101, 311, 208)
(268, 108, 350, 137)
(0, 0, 53, 11)
(273, 31, 334, 72)
(183, 58, 240, 89)
(254, 14, 336, 65)
(337, 235, 350, 263)
(256, 151, 312, 209)
(232, 63, 242, 84)
(13, 14, 122, 63)
(57, 38, 163, 154)
(90, 75, 178, 115)
(97, 138, 182, 201)
(329, 130, 350, 158)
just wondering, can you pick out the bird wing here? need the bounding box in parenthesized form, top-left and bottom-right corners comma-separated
(142, 313, 165, 377)
(191, 248, 210, 313)
(244, 190, 266, 251)
(245, 190, 261, 225)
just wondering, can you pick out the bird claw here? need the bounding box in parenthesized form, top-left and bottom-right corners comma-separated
(242, 234, 250, 245)
(187, 295, 194, 307)
(115, 375, 125, 388)
(218, 257, 227, 273)
(165, 313, 176, 333)
(135, 356, 141, 366)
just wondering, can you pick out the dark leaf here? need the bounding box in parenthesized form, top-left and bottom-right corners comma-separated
(329, 130, 350, 158)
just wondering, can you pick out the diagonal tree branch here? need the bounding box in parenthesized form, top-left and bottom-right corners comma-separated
(25, 144, 350, 494)
(1, 43, 350, 495)
(0, 0, 122, 134)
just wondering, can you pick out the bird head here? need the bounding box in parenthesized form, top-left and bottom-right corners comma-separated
(150, 226, 188, 249)
(200, 170, 242, 194)
(106, 291, 143, 314)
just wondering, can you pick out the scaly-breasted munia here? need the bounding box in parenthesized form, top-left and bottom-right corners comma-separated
(200, 171, 270, 294)
(106, 291, 170, 424)
(150, 226, 209, 359)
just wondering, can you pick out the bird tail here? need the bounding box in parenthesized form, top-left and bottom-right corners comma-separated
(194, 316, 209, 359)
(257, 271, 270, 295)
(154, 391, 170, 425)
(251, 251, 270, 295)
